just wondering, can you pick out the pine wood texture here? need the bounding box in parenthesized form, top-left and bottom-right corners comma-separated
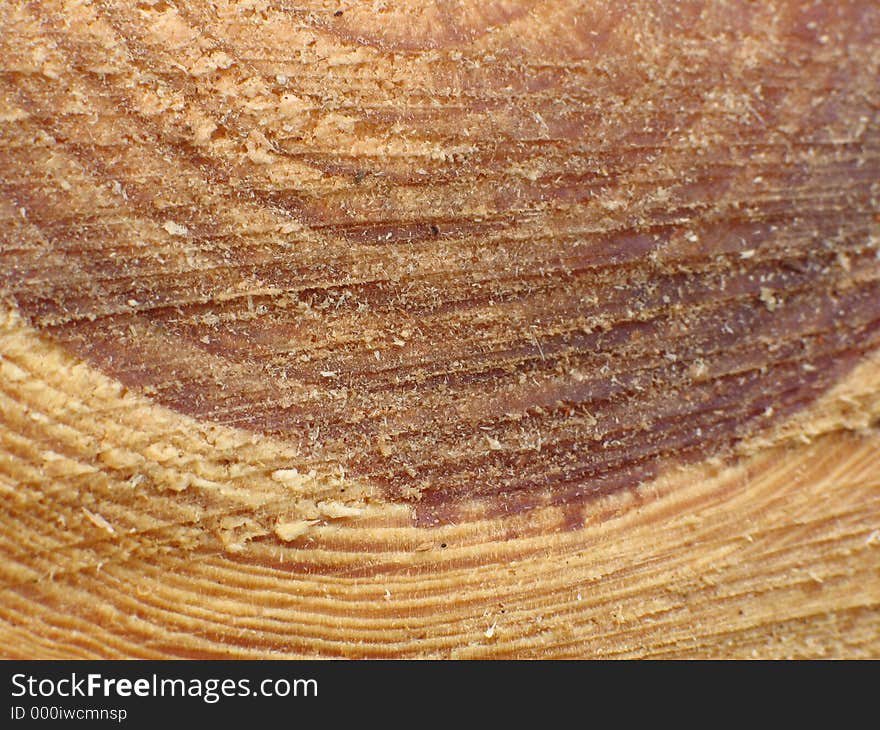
(1, 1, 879, 657)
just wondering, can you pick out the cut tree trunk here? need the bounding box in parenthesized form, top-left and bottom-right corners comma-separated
(0, 0, 878, 658)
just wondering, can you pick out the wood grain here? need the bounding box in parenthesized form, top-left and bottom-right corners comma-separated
(1, 0, 878, 658)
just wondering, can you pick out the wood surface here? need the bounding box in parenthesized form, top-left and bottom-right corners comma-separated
(1, 0, 879, 658)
